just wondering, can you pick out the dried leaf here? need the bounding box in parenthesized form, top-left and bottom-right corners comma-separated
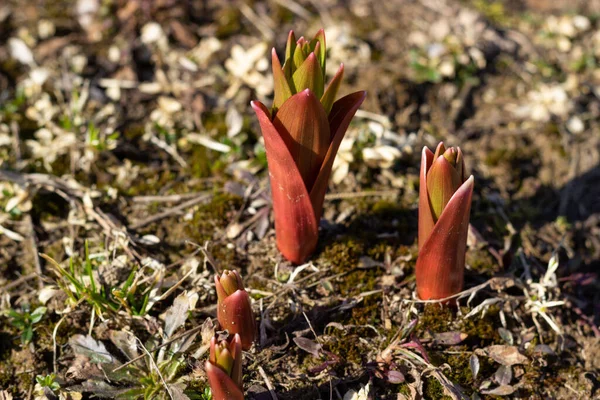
(483, 345, 528, 366)
(386, 370, 405, 384)
(470, 354, 480, 380)
(481, 385, 515, 396)
(0, 390, 13, 400)
(498, 327, 513, 345)
(226, 106, 243, 138)
(164, 291, 197, 338)
(293, 337, 322, 357)
(109, 330, 138, 361)
(343, 383, 370, 400)
(169, 384, 191, 400)
(191, 318, 215, 359)
(494, 365, 512, 386)
(433, 331, 468, 346)
(69, 335, 114, 364)
(533, 344, 555, 356)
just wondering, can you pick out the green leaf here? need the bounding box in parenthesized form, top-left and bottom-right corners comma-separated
(310, 29, 326, 74)
(284, 30, 296, 62)
(30, 307, 47, 324)
(321, 64, 344, 115)
(272, 49, 293, 110)
(85, 240, 96, 293)
(22, 326, 33, 344)
(292, 53, 324, 99)
(292, 40, 308, 73)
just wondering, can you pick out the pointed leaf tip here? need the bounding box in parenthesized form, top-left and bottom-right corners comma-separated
(418, 146, 435, 251)
(321, 63, 344, 115)
(426, 153, 463, 221)
(272, 48, 293, 110)
(292, 52, 324, 99)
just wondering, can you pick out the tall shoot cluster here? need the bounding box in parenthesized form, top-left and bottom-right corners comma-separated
(206, 27, 478, 399)
(252, 29, 366, 264)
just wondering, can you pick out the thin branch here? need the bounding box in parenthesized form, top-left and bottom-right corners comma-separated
(324, 190, 398, 201)
(129, 193, 212, 230)
(258, 366, 278, 400)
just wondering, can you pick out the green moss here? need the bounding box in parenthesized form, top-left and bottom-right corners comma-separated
(123, 168, 177, 196)
(182, 192, 242, 265)
(471, 0, 508, 25)
(417, 304, 454, 334)
(460, 305, 501, 345)
(466, 248, 498, 275)
(326, 330, 370, 369)
(320, 237, 365, 273)
(442, 351, 495, 395)
(423, 376, 451, 400)
(215, 7, 242, 38)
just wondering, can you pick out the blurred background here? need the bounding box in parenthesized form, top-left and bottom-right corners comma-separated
(0, 0, 599, 399)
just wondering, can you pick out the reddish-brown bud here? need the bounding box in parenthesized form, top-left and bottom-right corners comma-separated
(215, 270, 256, 350)
(417, 143, 474, 300)
(206, 334, 244, 400)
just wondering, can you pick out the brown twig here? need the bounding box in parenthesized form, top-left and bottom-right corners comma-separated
(258, 365, 278, 400)
(131, 192, 209, 204)
(0, 272, 38, 292)
(324, 190, 398, 201)
(24, 214, 43, 289)
(129, 193, 212, 230)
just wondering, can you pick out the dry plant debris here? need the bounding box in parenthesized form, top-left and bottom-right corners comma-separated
(0, 0, 599, 399)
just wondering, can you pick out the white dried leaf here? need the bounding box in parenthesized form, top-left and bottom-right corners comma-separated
(343, 383, 370, 400)
(30, 68, 49, 85)
(0, 224, 24, 242)
(139, 234, 160, 245)
(573, 15, 590, 31)
(0, 134, 11, 147)
(164, 291, 197, 338)
(38, 286, 59, 304)
(226, 106, 243, 138)
(76, 0, 99, 27)
(363, 145, 401, 169)
(0, 391, 13, 400)
(481, 385, 515, 396)
(5, 190, 29, 213)
(158, 96, 182, 114)
(191, 37, 222, 67)
(187, 133, 231, 153)
(141, 22, 166, 45)
(331, 161, 349, 184)
(566, 117, 584, 134)
(8, 38, 34, 66)
(69, 334, 114, 363)
(109, 330, 139, 361)
(470, 354, 480, 380)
